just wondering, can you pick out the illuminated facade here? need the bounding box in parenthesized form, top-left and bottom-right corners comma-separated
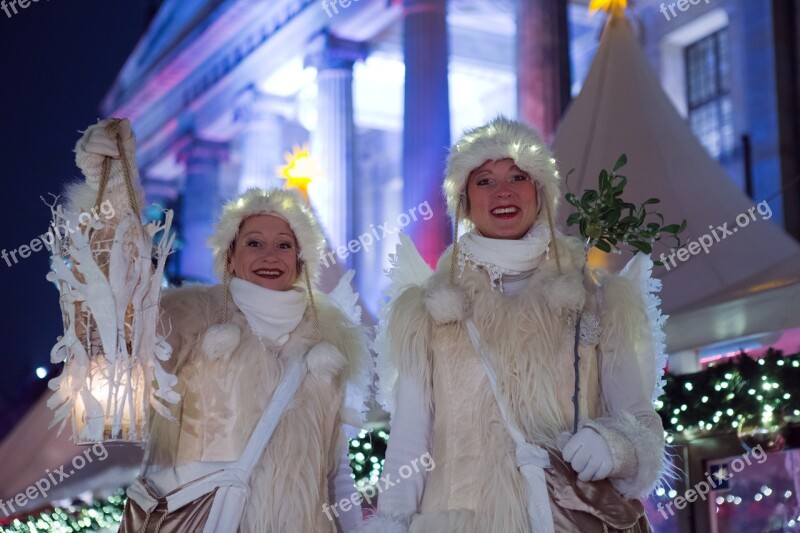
(102, 0, 799, 315)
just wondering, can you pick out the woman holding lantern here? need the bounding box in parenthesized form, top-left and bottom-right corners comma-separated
(362, 116, 667, 532)
(50, 118, 370, 532)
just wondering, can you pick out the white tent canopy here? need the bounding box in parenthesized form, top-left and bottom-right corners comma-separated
(664, 250, 800, 353)
(551, 13, 800, 351)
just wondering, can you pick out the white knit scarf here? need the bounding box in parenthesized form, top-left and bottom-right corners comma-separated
(230, 277, 307, 345)
(458, 222, 552, 291)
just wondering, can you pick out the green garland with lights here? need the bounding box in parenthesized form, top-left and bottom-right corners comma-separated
(0, 490, 126, 533)
(657, 349, 800, 441)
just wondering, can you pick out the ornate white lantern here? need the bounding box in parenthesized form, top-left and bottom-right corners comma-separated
(46, 119, 179, 443)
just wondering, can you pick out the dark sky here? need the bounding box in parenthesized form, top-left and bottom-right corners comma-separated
(0, 1, 149, 438)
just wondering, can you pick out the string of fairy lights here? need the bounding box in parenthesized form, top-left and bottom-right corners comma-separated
(657, 349, 800, 443)
(0, 490, 126, 532)
(349, 427, 389, 490)
(4, 351, 797, 531)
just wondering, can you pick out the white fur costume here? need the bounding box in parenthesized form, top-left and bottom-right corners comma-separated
(366, 238, 665, 533)
(363, 117, 666, 532)
(143, 283, 369, 533)
(65, 120, 371, 533)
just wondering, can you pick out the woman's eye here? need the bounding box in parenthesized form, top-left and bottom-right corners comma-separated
(476, 178, 494, 187)
(246, 240, 262, 247)
(278, 242, 294, 249)
(512, 174, 530, 182)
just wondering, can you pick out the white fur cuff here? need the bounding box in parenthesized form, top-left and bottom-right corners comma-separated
(584, 412, 666, 498)
(358, 512, 412, 533)
(582, 417, 637, 479)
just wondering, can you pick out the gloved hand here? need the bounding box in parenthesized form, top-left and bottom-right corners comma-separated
(558, 428, 614, 482)
(74, 118, 138, 190)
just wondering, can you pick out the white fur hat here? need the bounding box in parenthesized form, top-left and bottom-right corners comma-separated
(208, 188, 325, 281)
(443, 116, 561, 228)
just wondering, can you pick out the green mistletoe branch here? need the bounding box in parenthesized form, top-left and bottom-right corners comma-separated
(564, 154, 687, 433)
(564, 154, 687, 265)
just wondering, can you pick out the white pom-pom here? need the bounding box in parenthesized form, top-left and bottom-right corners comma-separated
(543, 272, 585, 312)
(201, 323, 241, 360)
(425, 285, 468, 324)
(306, 342, 346, 381)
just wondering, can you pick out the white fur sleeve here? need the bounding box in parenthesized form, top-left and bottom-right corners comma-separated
(585, 273, 667, 499)
(359, 375, 432, 532)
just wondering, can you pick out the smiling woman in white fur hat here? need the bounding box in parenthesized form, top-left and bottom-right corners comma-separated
(66, 119, 370, 533)
(361, 116, 666, 533)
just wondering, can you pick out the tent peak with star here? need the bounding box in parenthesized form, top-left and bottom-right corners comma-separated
(551, 5, 800, 353)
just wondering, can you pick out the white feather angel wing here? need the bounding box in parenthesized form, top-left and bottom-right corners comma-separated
(374, 232, 434, 416)
(328, 269, 361, 324)
(325, 270, 369, 439)
(619, 253, 668, 404)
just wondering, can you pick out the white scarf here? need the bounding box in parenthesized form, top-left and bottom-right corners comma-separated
(458, 222, 552, 291)
(230, 277, 307, 345)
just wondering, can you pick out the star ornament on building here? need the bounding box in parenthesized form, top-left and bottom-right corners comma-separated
(278, 145, 317, 204)
(589, 0, 628, 16)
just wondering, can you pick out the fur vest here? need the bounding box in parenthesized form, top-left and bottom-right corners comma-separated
(143, 283, 369, 533)
(383, 234, 665, 532)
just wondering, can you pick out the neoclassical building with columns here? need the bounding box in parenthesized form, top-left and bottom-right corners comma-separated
(102, 0, 799, 317)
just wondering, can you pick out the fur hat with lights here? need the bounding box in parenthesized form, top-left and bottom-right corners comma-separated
(435, 117, 566, 320)
(208, 187, 325, 282)
(443, 116, 562, 229)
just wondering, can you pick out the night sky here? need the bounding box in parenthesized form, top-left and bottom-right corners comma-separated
(0, 1, 149, 438)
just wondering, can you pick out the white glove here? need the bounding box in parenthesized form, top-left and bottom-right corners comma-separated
(558, 428, 614, 482)
(74, 118, 138, 190)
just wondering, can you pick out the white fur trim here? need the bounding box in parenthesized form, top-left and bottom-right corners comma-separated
(358, 512, 412, 533)
(375, 284, 434, 418)
(444, 116, 561, 229)
(373, 233, 434, 416)
(424, 285, 468, 324)
(312, 290, 372, 435)
(208, 188, 325, 281)
(200, 323, 241, 360)
(587, 411, 666, 498)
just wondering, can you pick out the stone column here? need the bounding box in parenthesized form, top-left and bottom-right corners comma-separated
(235, 90, 286, 192)
(177, 138, 228, 283)
(517, 0, 571, 141)
(402, 0, 452, 266)
(306, 34, 365, 267)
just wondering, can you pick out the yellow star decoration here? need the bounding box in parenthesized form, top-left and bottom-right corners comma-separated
(278, 145, 317, 203)
(589, 0, 628, 16)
